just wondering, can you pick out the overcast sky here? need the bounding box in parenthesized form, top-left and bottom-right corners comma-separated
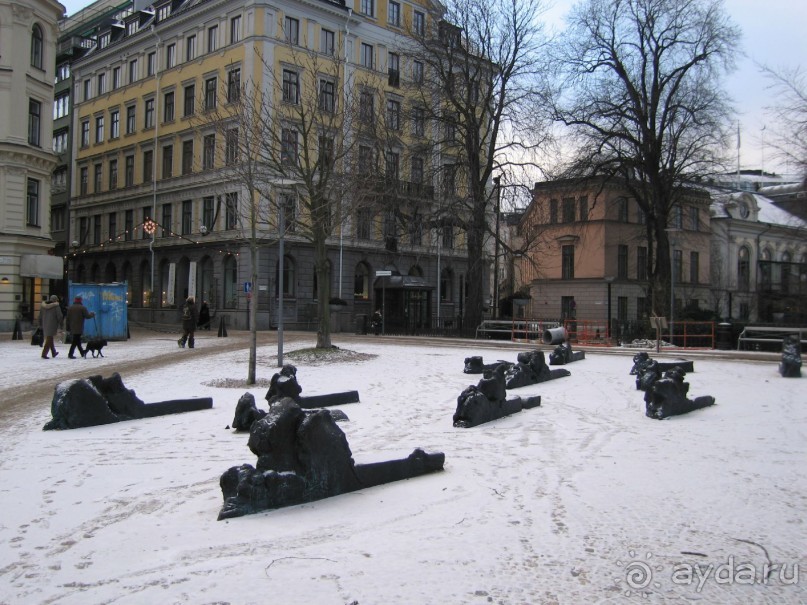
(58, 0, 806, 175)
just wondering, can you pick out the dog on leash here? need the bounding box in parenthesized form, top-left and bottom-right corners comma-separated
(85, 338, 108, 358)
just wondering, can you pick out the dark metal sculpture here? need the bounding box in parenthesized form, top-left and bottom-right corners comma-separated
(453, 366, 542, 428)
(504, 350, 570, 389)
(463, 356, 509, 374)
(779, 335, 802, 378)
(644, 367, 715, 419)
(232, 391, 348, 432)
(218, 398, 444, 519)
(43, 373, 212, 430)
(630, 352, 694, 376)
(548, 343, 585, 365)
(264, 364, 359, 408)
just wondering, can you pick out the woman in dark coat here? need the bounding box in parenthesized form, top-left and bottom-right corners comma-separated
(40, 295, 63, 359)
(197, 300, 211, 330)
(178, 296, 199, 348)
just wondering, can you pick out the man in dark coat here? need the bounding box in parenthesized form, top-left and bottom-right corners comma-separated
(39, 295, 63, 359)
(66, 296, 95, 359)
(178, 296, 199, 348)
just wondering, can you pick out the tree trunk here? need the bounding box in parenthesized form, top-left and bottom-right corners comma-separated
(314, 236, 332, 349)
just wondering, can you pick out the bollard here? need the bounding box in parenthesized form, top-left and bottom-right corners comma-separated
(217, 315, 228, 337)
(543, 326, 566, 345)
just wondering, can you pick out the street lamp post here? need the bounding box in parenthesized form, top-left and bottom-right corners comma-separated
(492, 176, 501, 319)
(666, 228, 680, 347)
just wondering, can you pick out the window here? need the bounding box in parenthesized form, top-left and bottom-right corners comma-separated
(282, 70, 299, 104)
(442, 164, 455, 199)
(126, 105, 136, 134)
(227, 69, 241, 103)
(617, 296, 628, 322)
(412, 106, 425, 136)
(320, 28, 335, 55)
(143, 149, 153, 182)
(562, 197, 575, 223)
(672, 204, 683, 229)
(738, 246, 750, 290)
(562, 245, 575, 279)
(110, 109, 120, 138)
(112, 66, 121, 89)
(354, 263, 370, 299)
(52, 205, 66, 231)
(205, 77, 217, 110)
(57, 63, 71, 82)
(79, 217, 89, 243)
(442, 225, 454, 249)
(637, 246, 647, 280)
(690, 251, 699, 284)
(84, 79, 92, 101)
(99, 32, 110, 48)
(618, 244, 628, 278)
(444, 112, 456, 141)
(412, 60, 424, 83)
(361, 0, 374, 17)
(284, 17, 299, 45)
(161, 203, 172, 237)
(144, 98, 155, 128)
(549, 199, 558, 224)
(81, 119, 90, 147)
(97, 72, 106, 94)
(281, 128, 298, 165)
(383, 208, 396, 241)
(125, 155, 135, 186)
(162, 144, 173, 178)
(164, 91, 175, 122)
(360, 91, 374, 122)
(388, 52, 400, 86)
(414, 11, 425, 36)
(182, 200, 193, 235)
(93, 214, 101, 244)
(127, 20, 138, 36)
(275, 255, 295, 297)
(356, 209, 372, 239)
(26, 179, 40, 226)
(319, 79, 335, 112)
(230, 15, 241, 43)
(166, 43, 176, 68)
(579, 196, 589, 221)
(673, 249, 683, 283)
(125, 209, 134, 240)
(184, 84, 195, 116)
(203, 196, 215, 231)
(182, 139, 194, 174)
(80, 166, 88, 195)
(53, 130, 68, 153)
(361, 43, 374, 69)
(225, 129, 238, 164)
(689, 205, 699, 231)
(617, 197, 629, 222)
(129, 58, 138, 84)
(147, 51, 156, 76)
(157, 4, 171, 21)
(203, 134, 215, 169)
(411, 156, 424, 184)
(95, 115, 104, 143)
(109, 159, 118, 189)
(225, 192, 238, 229)
(385, 151, 399, 181)
(409, 211, 423, 245)
(94, 163, 103, 192)
(52, 167, 67, 190)
(318, 135, 334, 174)
(279, 193, 296, 233)
(186, 35, 196, 61)
(388, 1, 400, 26)
(28, 99, 41, 146)
(386, 99, 401, 130)
(31, 25, 44, 69)
(207, 25, 218, 53)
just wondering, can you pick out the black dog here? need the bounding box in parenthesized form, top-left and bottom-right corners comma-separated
(85, 338, 108, 358)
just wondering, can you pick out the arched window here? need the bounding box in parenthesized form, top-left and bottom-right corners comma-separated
(158, 259, 171, 307)
(354, 262, 370, 300)
(198, 256, 215, 307)
(737, 246, 750, 291)
(275, 255, 295, 297)
(760, 247, 772, 290)
(781, 251, 792, 293)
(140, 260, 151, 306)
(122, 261, 132, 304)
(90, 263, 100, 282)
(31, 24, 43, 69)
(223, 255, 238, 308)
(105, 262, 116, 283)
(440, 268, 454, 301)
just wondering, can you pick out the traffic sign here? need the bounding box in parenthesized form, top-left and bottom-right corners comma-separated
(375, 270, 392, 277)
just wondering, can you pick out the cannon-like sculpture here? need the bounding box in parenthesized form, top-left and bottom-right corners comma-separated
(232, 391, 348, 432)
(43, 373, 212, 430)
(463, 356, 509, 374)
(630, 352, 694, 376)
(645, 367, 715, 420)
(548, 343, 585, 365)
(504, 350, 570, 389)
(779, 335, 802, 378)
(264, 364, 359, 408)
(453, 366, 542, 428)
(218, 398, 444, 519)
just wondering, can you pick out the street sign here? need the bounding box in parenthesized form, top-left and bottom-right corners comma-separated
(244, 282, 252, 293)
(375, 270, 392, 277)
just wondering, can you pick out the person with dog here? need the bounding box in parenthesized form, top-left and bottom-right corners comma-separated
(178, 296, 199, 348)
(66, 296, 95, 359)
(39, 295, 64, 359)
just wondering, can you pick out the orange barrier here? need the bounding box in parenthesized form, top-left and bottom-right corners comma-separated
(665, 320, 715, 349)
(563, 319, 613, 346)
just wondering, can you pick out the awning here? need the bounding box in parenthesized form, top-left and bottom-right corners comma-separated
(373, 275, 434, 289)
(20, 254, 64, 279)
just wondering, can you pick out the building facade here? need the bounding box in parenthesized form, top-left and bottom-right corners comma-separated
(0, 0, 65, 331)
(68, 0, 472, 332)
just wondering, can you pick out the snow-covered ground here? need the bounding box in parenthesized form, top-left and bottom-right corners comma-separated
(0, 330, 804, 604)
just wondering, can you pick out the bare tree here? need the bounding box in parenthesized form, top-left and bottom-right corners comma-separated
(762, 64, 807, 179)
(552, 0, 739, 315)
(399, 0, 553, 330)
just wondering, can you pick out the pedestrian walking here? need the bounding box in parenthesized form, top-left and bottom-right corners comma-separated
(40, 295, 63, 359)
(178, 296, 199, 348)
(66, 296, 95, 358)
